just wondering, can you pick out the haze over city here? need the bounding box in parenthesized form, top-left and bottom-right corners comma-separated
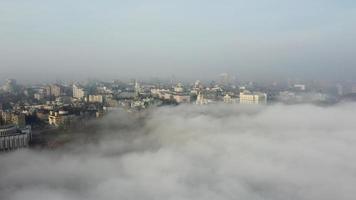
(1, 1, 356, 200)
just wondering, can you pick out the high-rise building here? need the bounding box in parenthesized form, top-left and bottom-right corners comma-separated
(73, 84, 87, 99)
(134, 81, 142, 97)
(219, 73, 231, 86)
(2, 79, 17, 92)
(196, 92, 208, 105)
(45, 85, 52, 97)
(50, 84, 62, 97)
(336, 84, 344, 96)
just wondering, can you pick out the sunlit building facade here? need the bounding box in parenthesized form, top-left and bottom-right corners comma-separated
(239, 91, 267, 104)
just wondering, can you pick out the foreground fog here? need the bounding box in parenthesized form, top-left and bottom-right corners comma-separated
(1, 104, 356, 200)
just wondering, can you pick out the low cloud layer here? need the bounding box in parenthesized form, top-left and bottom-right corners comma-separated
(1, 104, 356, 200)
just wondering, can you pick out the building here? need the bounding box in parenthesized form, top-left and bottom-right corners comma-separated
(352, 85, 356, 94)
(73, 84, 87, 99)
(336, 84, 344, 96)
(240, 91, 267, 104)
(34, 93, 45, 101)
(152, 84, 190, 104)
(134, 81, 142, 96)
(193, 80, 203, 90)
(48, 111, 76, 127)
(196, 92, 208, 105)
(50, 84, 62, 97)
(106, 98, 119, 107)
(1, 111, 12, 125)
(96, 110, 105, 118)
(1, 111, 26, 127)
(219, 73, 231, 86)
(56, 96, 72, 104)
(151, 88, 169, 99)
(88, 95, 104, 103)
(11, 113, 26, 128)
(174, 83, 184, 93)
(171, 83, 190, 103)
(0, 125, 32, 151)
(172, 94, 190, 103)
(223, 94, 238, 104)
(2, 79, 17, 93)
(294, 84, 306, 91)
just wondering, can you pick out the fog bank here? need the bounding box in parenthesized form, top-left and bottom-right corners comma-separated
(1, 104, 356, 200)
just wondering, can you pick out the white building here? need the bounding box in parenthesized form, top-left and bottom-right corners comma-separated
(88, 95, 104, 103)
(34, 93, 45, 101)
(152, 88, 190, 104)
(223, 94, 238, 104)
(196, 92, 208, 105)
(294, 84, 306, 91)
(73, 84, 86, 99)
(174, 83, 184, 93)
(134, 81, 142, 95)
(240, 91, 267, 104)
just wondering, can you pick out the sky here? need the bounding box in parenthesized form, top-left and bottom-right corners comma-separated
(1, 103, 356, 200)
(0, 0, 356, 82)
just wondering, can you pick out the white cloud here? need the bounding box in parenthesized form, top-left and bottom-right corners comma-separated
(1, 103, 356, 200)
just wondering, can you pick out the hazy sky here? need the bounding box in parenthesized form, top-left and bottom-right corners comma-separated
(1, 103, 356, 199)
(0, 0, 356, 82)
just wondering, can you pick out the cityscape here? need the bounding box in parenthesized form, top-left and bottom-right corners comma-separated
(1, 75, 355, 150)
(1, 1, 356, 200)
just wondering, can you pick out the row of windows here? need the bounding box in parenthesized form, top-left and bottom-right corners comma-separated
(0, 129, 17, 136)
(0, 135, 29, 151)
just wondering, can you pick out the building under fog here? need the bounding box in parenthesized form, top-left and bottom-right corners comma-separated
(88, 95, 104, 103)
(240, 90, 267, 104)
(2, 79, 17, 93)
(151, 83, 191, 104)
(48, 110, 77, 127)
(223, 94, 238, 104)
(0, 125, 32, 151)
